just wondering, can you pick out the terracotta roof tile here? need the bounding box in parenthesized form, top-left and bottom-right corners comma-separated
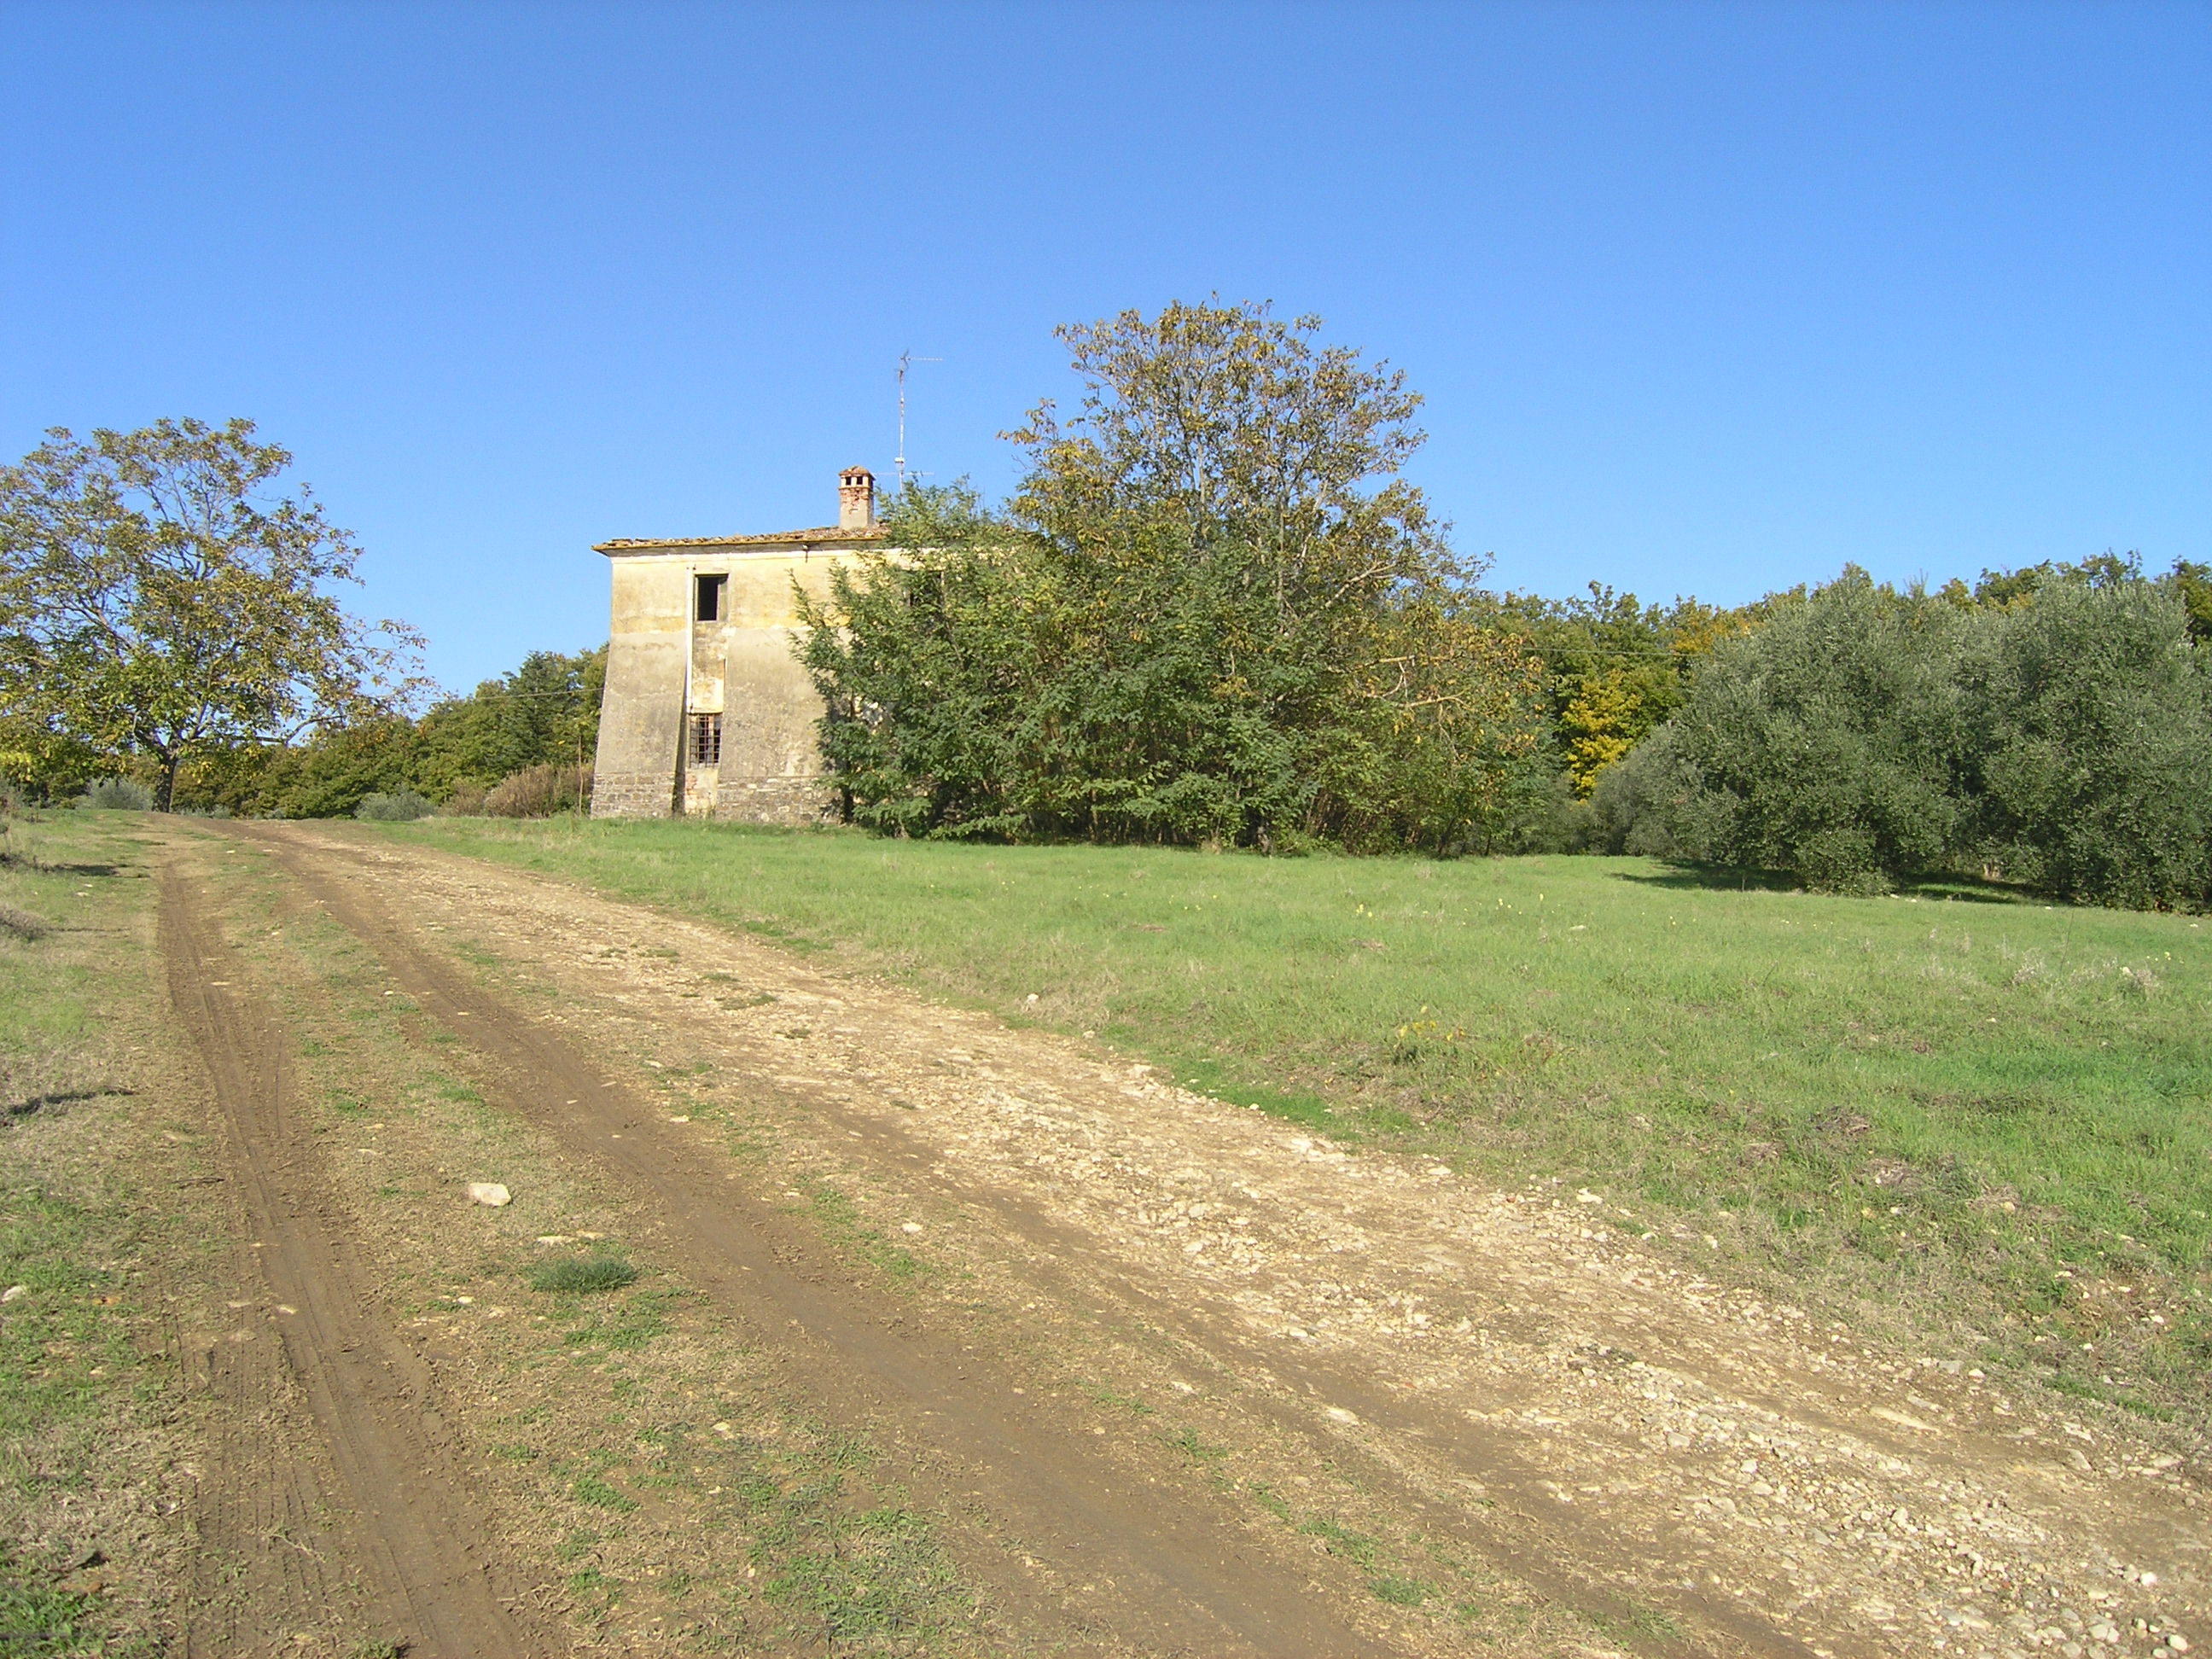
(594, 523, 891, 553)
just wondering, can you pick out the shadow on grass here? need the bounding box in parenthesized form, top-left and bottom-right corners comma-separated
(1610, 862, 1801, 894)
(7, 1086, 137, 1119)
(1612, 862, 2037, 905)
(0, 857, 123, 877)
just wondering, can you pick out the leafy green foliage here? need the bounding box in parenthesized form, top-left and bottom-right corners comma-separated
(183, 644, 604, 818)
(1461, 582, 1755, 796)
(1600, 559, 2212, 905)
(2174, 560, 2212, 645)
(800, 301, 1545, 851)
(0, 419, 423, 808)
(1615, 568, 1965, 893)
(1957, 577, 2212, 908)
(410, 647, 605, 801)
(353, 789, 433, 822)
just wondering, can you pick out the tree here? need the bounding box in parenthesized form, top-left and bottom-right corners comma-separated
(1460, 582, 1757, 796)
(410, 646, 606, 800)
(2170, 559, 2212, 646)
(0, 418, 422, 807)
(1958, 577, 2211, 908)
(1596, 558, 2212, 908)
(1602, 568, 1965, 891)
(166, 643, 608, 818)
(800, 301, 1544, 849)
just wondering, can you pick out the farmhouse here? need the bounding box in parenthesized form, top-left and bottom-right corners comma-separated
(591, 467, 886, 822)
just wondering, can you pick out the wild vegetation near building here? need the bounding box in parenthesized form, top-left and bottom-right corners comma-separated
(4, 358, 2205, 911)
(0, 418, 423, 808)
(800, 300, 1549, 852)
(160, 646, 603, 818)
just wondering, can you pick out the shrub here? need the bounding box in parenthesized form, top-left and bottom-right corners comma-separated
(1600, 559, 2212, 908)
(439, 782, 489, 816)
(526, 1255, 637, 1294)
(1591, 723, 1697, 857)
(354, 789, 434, 821)
(482, 763, 592, 818)
(77, 777, 154, 811)
(1958, 579, 2212, 909)
(1494, 770, 1601, 854)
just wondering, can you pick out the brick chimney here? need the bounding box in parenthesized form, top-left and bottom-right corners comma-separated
(837, 465, 875, 530)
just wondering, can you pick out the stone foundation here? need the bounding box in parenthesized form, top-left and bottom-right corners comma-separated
(591, 771, 678, 819)
(713, 774, 839, 827)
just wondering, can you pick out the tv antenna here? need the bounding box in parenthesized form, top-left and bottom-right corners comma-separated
(895, 349, 941, 489)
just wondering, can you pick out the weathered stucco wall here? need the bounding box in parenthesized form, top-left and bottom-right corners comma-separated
(591, 539, 870, 824)
(591, 562, 689, 818)
(717, 620, 834, 823)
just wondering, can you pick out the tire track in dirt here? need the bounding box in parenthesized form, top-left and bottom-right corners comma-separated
(176, 1281, 375, 1658)
(230, 823, 1397, 1656)
(239, 824, 1855, 1656)
(159, 858, 540, 1659)
(234, 823, 2210, 1659)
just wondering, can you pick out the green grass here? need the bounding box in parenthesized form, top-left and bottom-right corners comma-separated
(1368, 1575, 1433, 1607)
(1297, 1516, 1382, 1569)
(0, 1557, 112, 1657)
(789, 1178, 925, 1285)
(374, 817, 2212, 1417)
(569, 1474, 638, 1512)
(0, 812, 167, 1653)
(526, 1255, 639, 1295)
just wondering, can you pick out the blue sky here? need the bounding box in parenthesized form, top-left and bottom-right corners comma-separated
(3, 2, 2205, 693)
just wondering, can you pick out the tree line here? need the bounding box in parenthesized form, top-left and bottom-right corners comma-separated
(0, 416, 602, 818)
(1587, 556, 2212, 906)
(6, 308, 2206, 908)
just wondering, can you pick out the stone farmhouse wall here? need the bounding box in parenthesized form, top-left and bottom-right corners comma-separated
(591, 470, 882, 824)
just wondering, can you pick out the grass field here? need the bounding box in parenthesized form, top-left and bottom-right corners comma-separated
(1, 812, 179, 1650)
(383, 815, 2212, 1425)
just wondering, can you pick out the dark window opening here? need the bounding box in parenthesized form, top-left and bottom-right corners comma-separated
(689, 712, 722, 766)
(695, 573, 727, 622)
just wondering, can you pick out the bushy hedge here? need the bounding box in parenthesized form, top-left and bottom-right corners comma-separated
(479, 762, 591, 818)
(354, 788, 434, 821)
(77, 777, 154, 811)
(1597, 562, 2212, 906)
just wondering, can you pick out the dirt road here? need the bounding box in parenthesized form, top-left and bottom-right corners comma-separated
(160, 860, 544, 1656)
(166, 819, 2206, 1656)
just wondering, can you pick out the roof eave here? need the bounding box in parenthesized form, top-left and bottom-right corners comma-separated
(593, 525, 892, 556)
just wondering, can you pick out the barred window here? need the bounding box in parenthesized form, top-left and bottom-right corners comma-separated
(689, 713, 722, 766)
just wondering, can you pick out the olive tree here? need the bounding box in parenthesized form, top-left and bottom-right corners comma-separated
(1959, 577, 2211, 908)
(1597, 569, 1965, 891)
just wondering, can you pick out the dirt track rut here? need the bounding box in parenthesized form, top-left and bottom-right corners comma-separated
(189, 820, 2209, 1657)
(160, 862, 538, 1656)
(236, 825, 1388, 1656)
